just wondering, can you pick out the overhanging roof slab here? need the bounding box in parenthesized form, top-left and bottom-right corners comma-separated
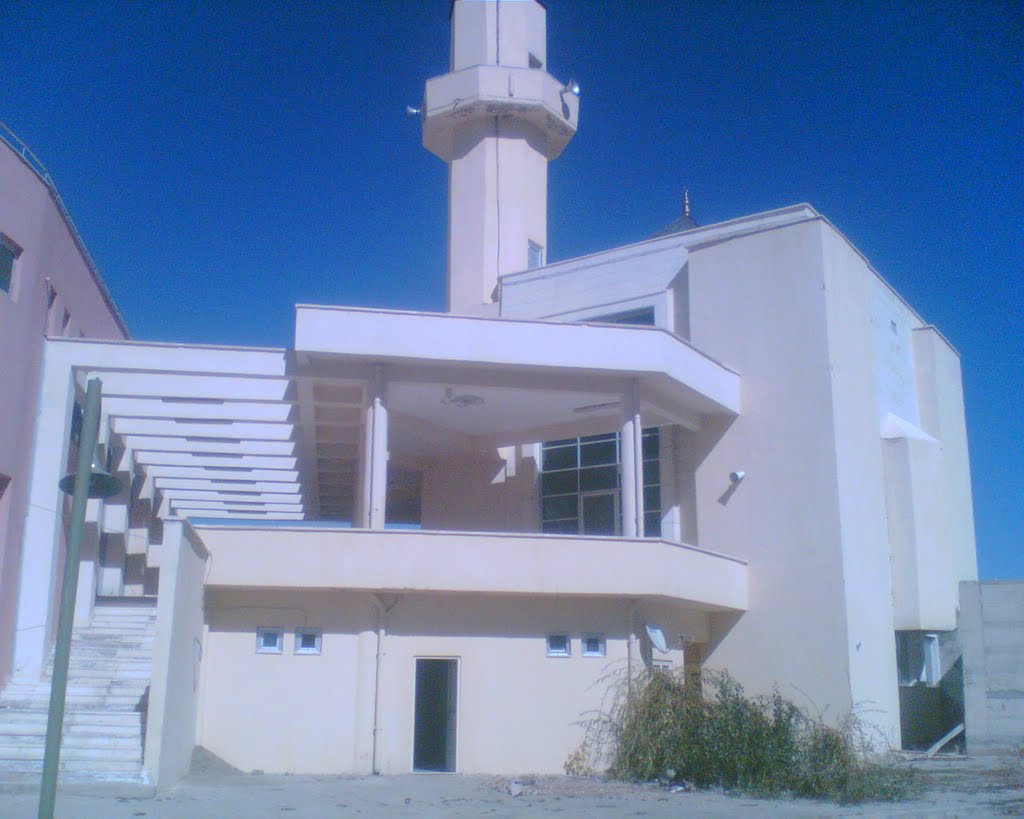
(295, 306, 741, 417)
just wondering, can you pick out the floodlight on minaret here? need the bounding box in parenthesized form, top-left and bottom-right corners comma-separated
(422, 0, 579, 315)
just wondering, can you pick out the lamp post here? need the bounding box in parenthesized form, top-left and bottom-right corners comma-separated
(38, 378, 121, 819)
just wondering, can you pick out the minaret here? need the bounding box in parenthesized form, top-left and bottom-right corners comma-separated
(423, 0, 579, 314)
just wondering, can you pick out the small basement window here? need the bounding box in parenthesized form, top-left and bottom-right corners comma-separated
(294, 627, 323, 655)
(256, 627, 283, 654)
(546, 633, 570, 657)
(581, 634, 606, 657)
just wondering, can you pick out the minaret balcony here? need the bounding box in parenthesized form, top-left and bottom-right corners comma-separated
(423, 65, 579, 162)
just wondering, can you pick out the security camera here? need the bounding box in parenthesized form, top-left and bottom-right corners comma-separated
(729, 471, 745, 483)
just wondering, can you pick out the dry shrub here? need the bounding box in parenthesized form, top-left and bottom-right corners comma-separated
(594, 669, 913, 803)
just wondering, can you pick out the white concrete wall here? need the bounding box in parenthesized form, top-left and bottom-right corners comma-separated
(913, 328, 978, 588)
(499, 235, 686, 326)
(819, 225, 902, 744)
(144, 520, 208, 787)
(197, 590, 701, 775)
(686, 219, 856, 724)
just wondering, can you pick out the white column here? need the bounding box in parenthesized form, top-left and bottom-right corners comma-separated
(632, 390, 645, 539)
(367, 367, 389, 530)
(620, 380, 644, 538)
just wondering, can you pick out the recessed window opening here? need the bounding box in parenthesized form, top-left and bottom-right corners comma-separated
(582, 634, 606, 657)
(528, 52, 543, 69)
(0, 233, 22, 294)
(590, 307, 656, 326)
(527, 240, 544, 270)
(256, 627, 283, 654)
(546, 634, 571, 657)
(294, 627, 322, 655)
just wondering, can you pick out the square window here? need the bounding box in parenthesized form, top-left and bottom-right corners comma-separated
(294, 627, 323, 655)
(653, 659, 672, 673)
(546, 633, 570, 657)
(0, 234, 22, 294)
(256, 627, 283, 654)
(581, 634, 606, 657)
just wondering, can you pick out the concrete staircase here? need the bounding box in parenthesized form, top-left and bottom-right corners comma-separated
(0, 601, 155, 783)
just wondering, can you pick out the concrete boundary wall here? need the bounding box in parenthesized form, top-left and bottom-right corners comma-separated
(961, 580, 1024, 752)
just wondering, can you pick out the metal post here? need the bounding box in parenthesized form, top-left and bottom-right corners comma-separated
(38, 378, 102, 819)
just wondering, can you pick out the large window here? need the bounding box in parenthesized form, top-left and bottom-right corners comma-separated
(0, 234, 22, 294)
(541, 429, 661, 537)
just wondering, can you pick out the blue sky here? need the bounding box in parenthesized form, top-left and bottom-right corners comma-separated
(2, 1, 1020, 578)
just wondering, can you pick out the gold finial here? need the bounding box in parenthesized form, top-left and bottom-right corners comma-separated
(683, 187, 691, 219)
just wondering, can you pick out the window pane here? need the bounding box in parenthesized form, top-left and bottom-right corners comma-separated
(580, 439, 617, 467)
(642, 428, 660, 460)
(542, 494, 577, 520)
(580, 432, 615, 445)
(580, 465, 617, 492)
(542, 518, 578, 534)
(542, 470, 578, 496)
(543, 445, 577, 471)
(643, 459, 660, 485)
(644, 511, 662, 538)
(0, 245, 14, 293)
(643, 485, 661, 511)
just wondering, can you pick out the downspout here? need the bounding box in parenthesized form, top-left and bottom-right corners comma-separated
(370, 594, 398, 775)
(626, 599, 640, 701)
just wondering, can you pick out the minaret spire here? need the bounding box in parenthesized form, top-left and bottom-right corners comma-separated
(422, 0, 579, 314)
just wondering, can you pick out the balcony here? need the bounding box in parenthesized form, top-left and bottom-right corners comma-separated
(194, 525, 748, 612)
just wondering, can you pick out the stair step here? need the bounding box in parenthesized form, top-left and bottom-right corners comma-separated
(0, 744, 142, 762)
(0, 757, 144, 774)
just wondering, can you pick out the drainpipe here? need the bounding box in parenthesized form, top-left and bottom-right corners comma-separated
(626, 599, 640, 701)
(370, 594, 398, 775)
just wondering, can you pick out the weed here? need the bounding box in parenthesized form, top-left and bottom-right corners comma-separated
(589, 668, 914, 803)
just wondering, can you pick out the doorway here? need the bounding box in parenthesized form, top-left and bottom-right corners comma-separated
(413, 658, 458, 772)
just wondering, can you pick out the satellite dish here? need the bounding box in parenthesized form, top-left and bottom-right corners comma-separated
(645, 621, 669, 654)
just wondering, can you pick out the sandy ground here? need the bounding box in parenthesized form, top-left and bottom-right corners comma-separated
(1, 754, 1021, 817)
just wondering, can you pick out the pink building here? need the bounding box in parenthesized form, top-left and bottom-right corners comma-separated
(0, 1, 977, 787)
(0, 127, 127, 685)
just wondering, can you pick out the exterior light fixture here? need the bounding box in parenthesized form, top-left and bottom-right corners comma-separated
(562, 79, 580, 96)
(729, 470, 746, 483)
(441, 386, 485, 408)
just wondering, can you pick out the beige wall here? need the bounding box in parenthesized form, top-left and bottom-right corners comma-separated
(421, 447, 539, 533)
(144, 521, 208, 786)
(197, 590, 702, 775)
(686, 219, 858, 724)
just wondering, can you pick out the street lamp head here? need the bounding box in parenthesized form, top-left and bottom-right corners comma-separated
(58, 464, 122, 499)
